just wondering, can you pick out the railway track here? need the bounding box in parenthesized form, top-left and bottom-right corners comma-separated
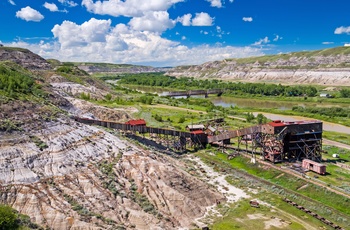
(225, 145, 350, 200)
(283, 198, 345, 230)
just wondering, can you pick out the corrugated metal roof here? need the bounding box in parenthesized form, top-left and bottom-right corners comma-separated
(268, 120, 286, 127)
(186, 124, 205, 130)
(207, 126, 216, 132)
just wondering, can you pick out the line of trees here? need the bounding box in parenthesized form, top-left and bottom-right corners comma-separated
(0, 64, 42, 98)
(117, 73, 318, 97)
(292, 106, 350, 118)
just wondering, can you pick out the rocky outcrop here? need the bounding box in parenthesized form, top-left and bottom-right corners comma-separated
(167, 47, 350, 86)
(0, 119, 224, 229)
(0, 47, 51, 70)
(65, 97, 133, 121)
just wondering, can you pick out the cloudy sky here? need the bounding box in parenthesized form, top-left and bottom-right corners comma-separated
(1, 0, 350, 67)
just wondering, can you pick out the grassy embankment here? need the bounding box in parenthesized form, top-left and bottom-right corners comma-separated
(196, 150, 350, 229)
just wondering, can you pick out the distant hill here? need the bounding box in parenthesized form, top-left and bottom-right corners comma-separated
(167, 46, 350, 86)
(0, 47, 51, 70)
(69, 62, 171, 74)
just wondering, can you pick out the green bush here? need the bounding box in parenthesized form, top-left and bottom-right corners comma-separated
(0, 205, 17, 229)
(0, 63, 42, 98)
(80, 92, 91, 100)
(178, 116, 186, 123)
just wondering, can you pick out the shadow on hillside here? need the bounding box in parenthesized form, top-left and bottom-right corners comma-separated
(126, 134, 189, 156)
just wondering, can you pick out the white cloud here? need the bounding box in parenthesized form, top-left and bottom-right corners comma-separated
(322, 41, 334, 45)
(8, 0, 15, 5)
(44, 2, 59, 12)
(253, 36, 270, 46)
(15, 18, 260, 66)
(229, 0, 234, 2)
(52, 18, 112, 49)
(242, 17, 253, 22)
(128, 11, 175, 33)
(16, 6, 44, 22)
(181, 36, 186, 40)
(206, 0, 222, 8)
(178, 13, 192, 26)
(58, 0, 78, 7)
(177, 12, 214, 26)
(273, 35, 282, 41)
(334, 26, 350, 34)
(82, 0, 184, 17)
(192, 12, 214, 26)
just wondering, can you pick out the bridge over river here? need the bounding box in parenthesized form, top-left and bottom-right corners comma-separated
(159, 89, 224, 98)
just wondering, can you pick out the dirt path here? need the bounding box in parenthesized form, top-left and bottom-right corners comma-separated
(192, 155, 319, 230)
(323, 139, 350, 150)
(273, 206, 317, 230)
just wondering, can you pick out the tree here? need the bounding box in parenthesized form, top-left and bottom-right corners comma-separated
(245, 112, 255, 122)
(256, 113, 267, 124)
(0, 205, 17, 229)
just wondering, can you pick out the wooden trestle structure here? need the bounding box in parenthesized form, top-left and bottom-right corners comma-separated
(73, 116, 323, 163)
(73, 117, 208, 151)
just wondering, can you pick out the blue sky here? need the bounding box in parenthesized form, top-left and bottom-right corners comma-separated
(1, 0, 350, 66)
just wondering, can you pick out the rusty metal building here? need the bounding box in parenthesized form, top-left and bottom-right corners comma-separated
(260, 120, 322, 163)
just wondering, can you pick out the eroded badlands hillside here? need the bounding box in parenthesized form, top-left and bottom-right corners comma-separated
(167, 47, 350, 86)
(0, 118, 223, 229)
(0, 48, 224, 229)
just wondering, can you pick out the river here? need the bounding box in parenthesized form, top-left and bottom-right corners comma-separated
(116, 84, 350, 133)
(121, 84, 348, 110)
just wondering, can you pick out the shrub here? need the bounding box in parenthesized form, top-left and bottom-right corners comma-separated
(104, 93, 112, 101)
(80, 92, 91, 100)
(178, 116, 186, 123)
(0, 205, 17, 229)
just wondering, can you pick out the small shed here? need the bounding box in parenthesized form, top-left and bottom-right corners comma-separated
(190, 130, 208, 146)
(302, 159, 326, 175)
(206, 126, 216, 135)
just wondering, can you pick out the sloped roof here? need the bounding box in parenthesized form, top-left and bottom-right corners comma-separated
(186, 124, 205, 130)
(207, 126, 216, 132)
(125, 119, 146, 126)
(191, 130, 205, 135)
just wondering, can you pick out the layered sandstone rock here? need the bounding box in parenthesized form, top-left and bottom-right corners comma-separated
(0, 119, 224, 229)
